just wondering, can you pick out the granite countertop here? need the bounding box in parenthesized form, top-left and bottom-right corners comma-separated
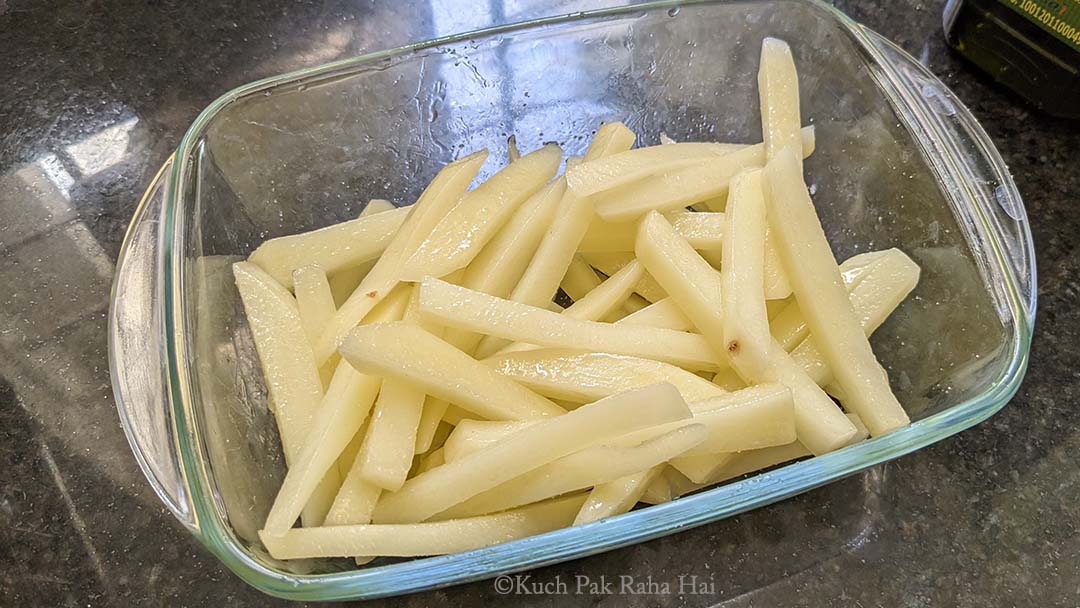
(1, 0, 1077, 605)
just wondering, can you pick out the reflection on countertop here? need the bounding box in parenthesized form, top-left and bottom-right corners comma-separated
(0, 0, 1078, 606)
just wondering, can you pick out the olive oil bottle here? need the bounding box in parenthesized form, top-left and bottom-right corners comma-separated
(944, 0, 1080, 118)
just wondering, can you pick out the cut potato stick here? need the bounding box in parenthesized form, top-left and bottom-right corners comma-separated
(340, 322, 564, 421)
(678, 385, 796, 455)
(478, 123, 635, 358)
(579, 212, 726, 253)
(592, 126, 814, 222)
(316, 151, 487, 364)
(262, 359, 381, 535)
(566, 142, 746, 197)
(764, 149, 910, 435)
(440, 424, 707, 519)
(371, 383, 691, 524)
(442, 404, 472, 427)
(293, 265, 336, 348)
(560, 254, 603, 301)
(356, 377, 426, 492)
(615, 297, 695, 331)
(640, 474, 672, 505)
(249, 206, 410, 289)
(583, 252, 666, 302)
(400, 144, 562, 281)
(416, 447, 446, 474)
(669, 453, 735, 484)
(716, 172, 856, 454)
(336, 423, 366, 481)
(414, 397, 450, 453)
(497, 262, 645, 355)
(324, 472, 382, 526)
(421, 278, 723, 371)
(574, 465, 665, 525)
(443, 420, 536, 463)
(233, 262, 323, 467)
(758, 38, 803, 170)
(327, 199, 398, 307)
(457, 179, 567, 300)
(262, 494, 586, 559)
(786, 251, 921, 388)
(486, 350, 726, 403)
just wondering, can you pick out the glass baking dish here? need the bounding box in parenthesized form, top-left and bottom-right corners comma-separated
(108, 0, 1036, 600)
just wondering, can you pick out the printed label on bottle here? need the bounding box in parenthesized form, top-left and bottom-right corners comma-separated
(1000, 0, 1080, 52)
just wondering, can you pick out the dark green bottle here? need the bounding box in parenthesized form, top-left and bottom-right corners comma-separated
(944, 0, 1080, 118)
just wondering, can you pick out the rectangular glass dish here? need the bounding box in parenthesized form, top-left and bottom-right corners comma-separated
(108, 0, 1036, 600)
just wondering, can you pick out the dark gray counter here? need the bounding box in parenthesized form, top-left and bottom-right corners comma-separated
(1, 0, 1077, 606)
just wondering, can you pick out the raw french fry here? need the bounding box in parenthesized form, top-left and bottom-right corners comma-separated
(414, 397, 450, 453)
(758, 38, 803, 170)
(591, 126, 814, 222)
(443, 420, 536, 463)
(496, 262, 645, 355)
(324, 473, 382, 526)
(639, 200, 855, 455)
(716, 172, 856, 454)
(400, 144, 562, 281)
(764, 149, 910, 435)
(355, 377, 426, 492)
(560, 254, 603, 301)
(579, 212, 726, 253)
(233, 263, 322, 465)
(315, 150, 487, 364)
(582, 252, 667, 302)
(668, 453, 735, 484)
(485, 350, 726, 403)
(678, 385, 796, 455)
(440, 424, 707, 519)
(371, 383, 692, 524)
(336, 423, 366, 481)
(249, 206, 410, 289)
(442, 404, 472, 427)
(421, 278, 723, 371)
(262, 359, 382, 535)
(786, 251, 921, 389)
(261, 494, 587, 559)
(566, 142, 747, 197)
(417, 447, 446, 474)
(458, 179, 567, 300)
(574, 465, 665, 525)
(328, 199, 398, 307)
(340, 322, 564, 420)
(293, 265, 336, 348)
(616, 297, 695, 331)
(640, 474, 672, 505)
(478, 123, 636, 358)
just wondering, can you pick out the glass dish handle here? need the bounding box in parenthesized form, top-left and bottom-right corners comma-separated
(860, 26, 1037, 325)
(108, 156, 198, 532)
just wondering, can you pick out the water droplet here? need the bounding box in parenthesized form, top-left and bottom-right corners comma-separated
(667, 7, 680, 17)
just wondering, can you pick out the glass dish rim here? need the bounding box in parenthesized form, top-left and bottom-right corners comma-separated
(153, 0, 1036, 600)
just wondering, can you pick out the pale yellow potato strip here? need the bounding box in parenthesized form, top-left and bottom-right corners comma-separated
(249, 206, 410, 289)
(668, 453, 735, 484)
(639, 474, 672, 505)
(327, 199, 398, 306)
(574, 465, 665, 525)
(441, 424, 707, 519)
(566, 141, 745, 197)
(416, 447, 446, 474)
(339, 322, 564, 421)
(443, 420, 536, 463)
(583, 121, 637, 161)
(583, 252, 667, 302)
(293, 265, 336, 348)
(764, 149, 910, 435)
(262, 359, 381, 535)
(414, 397, 451, 453)
(371, 383, 691, 524)
(615, 297, 695, 331)
(591, 126, 814, 222)
(325, 473, 381, 526)
(579, 212, 726, 253)
(485, 350, 726, 403)
(400, 144, 562, 281)
(261, 494, 586, 559)
(496, 262, 645, 356)
(421, 278, 722, 371)
(560, 254, 603, 301)
(315, 151, 487, 364)
(717, 172, 856, 454)
(758, 38, 803, 170)
(355, 377, 426, 492)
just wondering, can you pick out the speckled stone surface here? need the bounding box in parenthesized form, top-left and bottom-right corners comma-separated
(0, 0, 1076, 606)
